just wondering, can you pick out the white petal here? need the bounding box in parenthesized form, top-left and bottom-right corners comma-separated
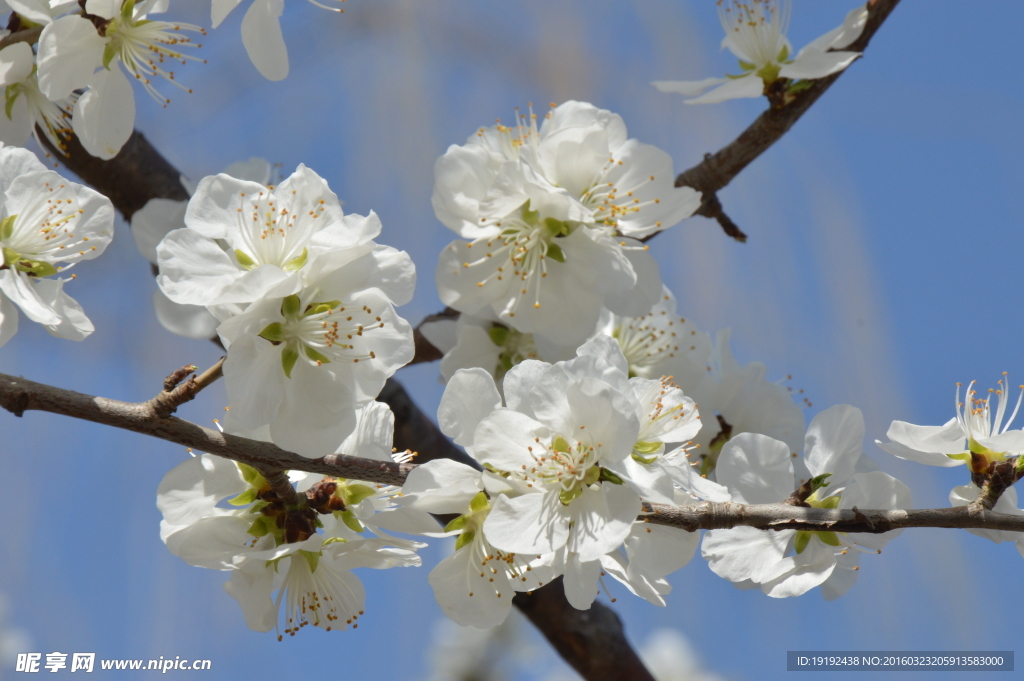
(241, 0, 289, 81)
(400, 459, 482, 515)
(73, 66, 135, 160)
(438, 368, 502, 446)
(155, 228, 239, 306)
(0, 269, 61, 326)
(152, 289, 220, 340)
(562, 554, 602, 610)
(221, 333, 287, 430)
(760, 537, 837, 598)
(702, 526, 790, 583)
(223, 561, 277, 632)
(165, 515, 254, 569)
(37, 16, 105, 101)
(474, 409, 550, 471)
(484, 492, 568, 556)
(838, 471, 911, 550)
(803, 404, 864, 485)
(428, 542, 514, 628)
(625, 523, 698, 578)
(780, 50, 859, 80)
(567, 482, 640, 562)
(684, 75, 764, 104)
(0, 43, 34, 86)
(212, 0, 245, 27)
(716, 433, 794, 504)
(27, 277, 93, 340)
(131, 198, 186, 264)
(652, 76, 729, 97)
(156, 454, 247, 540)
(0, 291, 17, 348)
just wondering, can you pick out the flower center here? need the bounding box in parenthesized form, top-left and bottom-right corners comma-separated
(259, 295, 385, 377)
(718, 0, 790, 71)
(103, 0, 206, 106)
(232, 188, 328, 272)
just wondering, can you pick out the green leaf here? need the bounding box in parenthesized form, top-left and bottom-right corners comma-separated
(488, 325, 511, 347)
(808, 473, 832, 494)
(817, 531, 842, 547)
(545, 241, 566, 263)
(738, 59, 756, 71)
(280, 294, 301, 318)
(4, 87, 19, 122)
(946, 452, 971, 463)
(282, 247, 308, 272)
(340, 483, 377, 507)
(102, 43, 118, 71)
(776, 44, 790, 63)
(228, 488, 259, 506)
(304, 346, 331, 364)
(559, 485, 584, 506)
(236, 462, 265, 486)
(631, 453, 658, 465)
(258, 322, 286, 343)
(339, 510, 365, 533)
(633, 441, 662, 455)
(246, 515, 274, 538)
(233, 249, 257, 270)
(444, 515, 468, 533)
(794, 530, 811, 555)
(299, 549, 320, 573)
(520, 200, 538, 225)
(0, 214, 16, 241)
(470, 491, 490, 513)
(544, 217, 570, 237)
(969, 437, 1005, 461)
(281, 346, 299, 378)
(455, 529, 475, 550)
(303, 300, 341, 317)
(599, 468, 624, 485)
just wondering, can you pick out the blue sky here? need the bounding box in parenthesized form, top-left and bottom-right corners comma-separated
(2, 1, 1023, 679)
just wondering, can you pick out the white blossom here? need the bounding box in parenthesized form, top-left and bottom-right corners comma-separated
(0, 145, 114, 347)
(37, 0, 205, 159)
(702, 405, 909, 599)
(0, 42, 76, 152)
(653, 1, 866, 104)
(211, 0, 345, 81)
(434, 101, 701, 346)
(878, 374, 1024, 469)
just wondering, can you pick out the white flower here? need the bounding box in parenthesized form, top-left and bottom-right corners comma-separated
(689, 329, 806, 478)
(157, 164, 385, 311)
(134, 158, 271, 339)
(0, 42, 76, 152)
(0, 145, 114, 347)
(211, 0, 345, 81)
(701, 405, 910, 599)
(215, 255, 414, 456)
(653, 1, 865, 104)
(949, 483, 1024, 558)
(878, 374, 1024, 470)
(434, 101, 701, 346)
(405, 460, 557, 628)
(442, 357, 643, 563)
(37, 0, 205, 159)
(157, 445, 423, 638)
(421, 309, 575, 387)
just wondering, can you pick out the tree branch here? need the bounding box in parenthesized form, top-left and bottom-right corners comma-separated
(672, 0, 902, 241)
(514, 579, 655, 681)
(4, 371, 1022, 536)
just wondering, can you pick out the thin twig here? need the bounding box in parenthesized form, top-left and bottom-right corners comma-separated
(145, 357, 225, 419)
(671, 0, 902, 241)
(3, 371, 1022, 535)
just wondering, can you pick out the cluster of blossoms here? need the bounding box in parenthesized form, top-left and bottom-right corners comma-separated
(879, 375, 1024, 556)
(155, 162, 416, 456)
(0, 0, 345, 159)
(0, 144, 113, 347)
(157, 403, 438, 637)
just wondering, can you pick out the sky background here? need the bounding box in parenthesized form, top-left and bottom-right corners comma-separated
(2, 1, 1023, 679)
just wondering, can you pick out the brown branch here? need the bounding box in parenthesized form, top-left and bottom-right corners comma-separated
(40, 129, 189, 221)
(672, 0, 902, 241)
(0, 25, 43, 50)
(146, 358, 225, 419)
(514, 579, 655, 681)
(4, 370, 1024, 535)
